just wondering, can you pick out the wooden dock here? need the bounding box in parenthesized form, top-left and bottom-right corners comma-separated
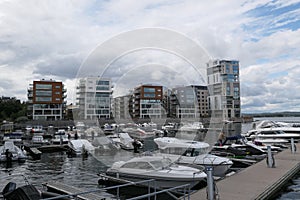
(44, 182, 112, 200)
(189, 143, 300, 200)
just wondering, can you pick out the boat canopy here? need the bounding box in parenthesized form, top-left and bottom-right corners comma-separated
(154, 137, 209, 149)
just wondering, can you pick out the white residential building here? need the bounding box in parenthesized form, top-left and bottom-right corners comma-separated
(76, 77, 112, 120)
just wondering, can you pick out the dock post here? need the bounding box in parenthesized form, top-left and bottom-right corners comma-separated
(291, 138, 296, 153)
(267, 145, 275, 168)
(206, 166, 215, 200)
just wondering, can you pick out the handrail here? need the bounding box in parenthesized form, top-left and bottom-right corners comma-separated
(42, 179, 156, 200)
(127, 184, 191, 200)
(42, 178, 193, 200)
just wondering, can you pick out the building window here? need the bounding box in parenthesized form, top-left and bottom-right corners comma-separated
(55, 85, 61, 89)
(35, 97, 52, 102)
(97, 80, 109, 85)
(143, 88, 156, 93)
(144, 93, 156, 98)
(96, 86, 109, 90)
(36, 90, 52, 96)
(36, 84, 52, 90)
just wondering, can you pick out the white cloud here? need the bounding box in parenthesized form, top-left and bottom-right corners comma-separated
(0, 0, 299, 113)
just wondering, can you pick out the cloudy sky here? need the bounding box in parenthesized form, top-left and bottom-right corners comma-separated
(0, 0, 300, 113)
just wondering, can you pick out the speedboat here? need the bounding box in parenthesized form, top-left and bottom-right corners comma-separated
(244, 129, 300, 141)
(92, 136, 121, 151)
(252, 120, 300, 134)
(106, 155, 206, 189)
(154, 137, 233, 177)
(31, 135, 50, 146)
(176, 122, 207, 141)
(106, 132, 143, 150)
(68, 139, 95, 156)
(51, 129, 69, 145)
(122, 127, 155, 139)
(0, 141, 26, 163)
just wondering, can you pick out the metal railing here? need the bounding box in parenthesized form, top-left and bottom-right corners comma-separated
(42, 178, 193, 200)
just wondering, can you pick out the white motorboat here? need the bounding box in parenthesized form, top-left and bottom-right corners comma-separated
(0, 141, 26, 162)
(252, 120, 300, 134)
(154, 137, 233, 177)
(245, 129, 300, 141)
(122, 127, 155, 139)
(106, 132, 142, 150)
(31, 135, 50, 146)
(51, 130, 69, 145)
(92, 136, 121, 151)
(106, 155, 206, 189)
(68, 139, 95, 155)
(176, 122, 207, 141)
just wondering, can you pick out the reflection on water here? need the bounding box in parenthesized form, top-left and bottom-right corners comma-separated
(0, 152, 108, 193)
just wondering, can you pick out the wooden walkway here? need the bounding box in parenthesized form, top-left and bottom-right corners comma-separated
(189, 143, 300, 200)
(44, 182, 112, 200)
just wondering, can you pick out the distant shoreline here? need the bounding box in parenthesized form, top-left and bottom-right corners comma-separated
(242, 111, 300, 118)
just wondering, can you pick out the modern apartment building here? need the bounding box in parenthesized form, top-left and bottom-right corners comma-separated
(76, 77, 112, 120)
(169, 85, 209, 119)
(129, 85, 164, 119)
(207, 59, 241, 120)
(112, 95, 131, 120)
(27, 79, 66, 120)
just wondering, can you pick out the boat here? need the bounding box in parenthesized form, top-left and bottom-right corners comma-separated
(252, 120, 300, 134)
(122, 127, 155, 139)
(31, 135, 50, 146)
(106, 132, 142, 150)
(51, 129, 69, 145)
(244, 129, 300, 141)
(0, 141, 26, 163)
(154, 137, 233, 177)
(210, 135, 268, 168)
(92, 136, 121, 151)
(106, 155, 207, 189)
(68, 139, 95, 156)
(176, 122, 207, 141)
(1, 174, 69, 200)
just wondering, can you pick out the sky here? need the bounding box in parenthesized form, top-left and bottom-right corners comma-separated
(0, 0, 300, 114)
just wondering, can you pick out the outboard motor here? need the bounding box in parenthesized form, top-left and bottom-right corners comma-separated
(2, 182, 17, 197)
(3, 184, 40, 200)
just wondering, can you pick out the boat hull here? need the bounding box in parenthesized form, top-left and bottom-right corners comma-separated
(105, 171, 204, 189)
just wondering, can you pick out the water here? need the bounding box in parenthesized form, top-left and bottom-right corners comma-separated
(274, 172, 300, 200)
(0, 152, 107, 193)
(0, 138, 156, 198)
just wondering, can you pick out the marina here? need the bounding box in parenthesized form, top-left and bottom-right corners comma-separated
(0, 119, 300, 199)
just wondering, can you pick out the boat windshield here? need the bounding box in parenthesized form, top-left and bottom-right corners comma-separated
(150, 158, 172, 170)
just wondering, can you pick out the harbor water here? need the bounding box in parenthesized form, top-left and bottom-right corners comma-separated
(0, 117, 299, 199)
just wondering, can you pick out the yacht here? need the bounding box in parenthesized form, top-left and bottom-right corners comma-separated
(154, 137, 233, 177)
(246, 120, 300, 137)
(0, 141, 26, 163)
(106, 155, 206, 189)
(244, 129, 300, 141)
